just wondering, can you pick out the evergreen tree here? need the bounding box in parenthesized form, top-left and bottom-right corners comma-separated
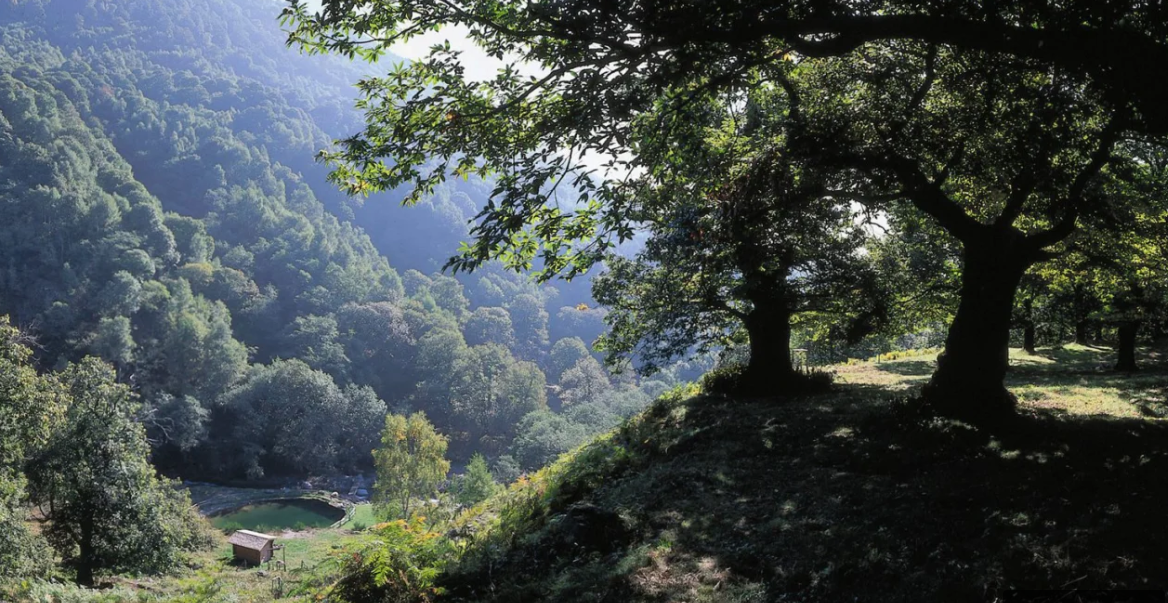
(455, 453, 499, 506)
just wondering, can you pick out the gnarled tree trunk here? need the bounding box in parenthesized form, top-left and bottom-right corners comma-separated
(922, 230, 1029, 420)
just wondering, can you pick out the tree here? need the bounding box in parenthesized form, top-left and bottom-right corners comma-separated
(447, 344, 547, 456)
(145, 393, 209, 471)
(25, 358, 213, 585)
(593, 93, 881, 385)
(548, 337, 591, 382)
(1013, 273, 1049, 355)
(429, 276, 469, 319)
(284, 0, 1168, 280)
(338, 384, 392, 471)
(508, 293, 550, 354)
(491, 455, 522, 484)
(0, 317, 60, 581)
(225, 359, 385, 478)
(786, 46, 1133, 418)
(282, 314, 351, 379)
(1037, 143, 1168, 371)
(285, 0, 1166, 421)
(372, 412, 450, 519)
(455, 453, 498, 506)
(336, 302, 416, 402)
(88, 316, 135, 369)
(557, 356, 611, 408)
(510, 410, 589, 471)
(464, 307, 516, 348)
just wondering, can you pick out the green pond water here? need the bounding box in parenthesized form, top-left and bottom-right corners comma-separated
(211, 499, 344, 532)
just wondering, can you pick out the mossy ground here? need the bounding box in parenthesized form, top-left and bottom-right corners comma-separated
(440, 343, 1168, 602)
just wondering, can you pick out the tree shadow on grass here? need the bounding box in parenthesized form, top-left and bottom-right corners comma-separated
(443, 370, 1168, 603)
(616, 390, 1168, 601)
(870, 359, 935, 377)
(1030, 344, 1116, 367)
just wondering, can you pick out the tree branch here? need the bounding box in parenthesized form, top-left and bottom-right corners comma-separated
(1024, 115, 1125, 251)
(827, 151, 983, 241)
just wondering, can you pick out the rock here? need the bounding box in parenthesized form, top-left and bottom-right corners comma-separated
(299, 481, 312, 490)
(355, 488, 368, 498)
(257, 570, 267, 577)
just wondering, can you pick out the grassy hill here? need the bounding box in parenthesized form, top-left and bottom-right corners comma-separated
(16, 344, 1167, 602)
(438, 343, 1168, 602)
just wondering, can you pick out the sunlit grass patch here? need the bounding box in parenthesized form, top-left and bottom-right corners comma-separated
(1019, 384, 1146, 418)
(833, 344, 1167, 421)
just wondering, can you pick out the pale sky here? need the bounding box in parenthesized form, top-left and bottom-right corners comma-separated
(294, 0, 625, 184)
(299, 0, 510, 80)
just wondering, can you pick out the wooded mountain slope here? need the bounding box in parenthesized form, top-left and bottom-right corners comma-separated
(0, 0, 689, 482)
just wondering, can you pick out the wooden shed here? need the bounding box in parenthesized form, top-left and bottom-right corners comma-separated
(228, 529, 275, 565)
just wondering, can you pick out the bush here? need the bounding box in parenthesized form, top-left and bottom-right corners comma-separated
(701, 364, 834, 397)
(327, 517, 455, 603)
(700, 364, 750, 395)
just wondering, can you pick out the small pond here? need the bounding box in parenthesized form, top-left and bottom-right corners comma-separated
(210, 498, 345, 532)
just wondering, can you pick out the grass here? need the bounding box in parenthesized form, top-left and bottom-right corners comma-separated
(437, 343, 1168, 602)
(835, 343, 1168, 418)
(347, 502, 378, 531)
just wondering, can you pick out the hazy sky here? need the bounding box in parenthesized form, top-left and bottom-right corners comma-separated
(293, 0, 619, 179)
(298, 0, 512, 80)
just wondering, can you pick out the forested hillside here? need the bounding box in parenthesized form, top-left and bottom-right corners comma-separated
(0, 0, 685, 483)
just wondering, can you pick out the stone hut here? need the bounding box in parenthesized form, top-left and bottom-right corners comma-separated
(228, 529, 275, 565)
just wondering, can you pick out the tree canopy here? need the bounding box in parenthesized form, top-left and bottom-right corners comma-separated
(286, 0, 1168, 420)
(284, 0, 1168, 278)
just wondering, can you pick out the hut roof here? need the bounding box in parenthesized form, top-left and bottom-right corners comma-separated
(228, 529, 275, 551)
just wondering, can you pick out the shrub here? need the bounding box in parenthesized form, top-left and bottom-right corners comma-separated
(327, 517, 455, 603)
(701, 363, 834, 396)
(700, 363, 750, 395)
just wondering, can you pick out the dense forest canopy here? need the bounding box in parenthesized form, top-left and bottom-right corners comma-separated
(0, 0, 689, 486)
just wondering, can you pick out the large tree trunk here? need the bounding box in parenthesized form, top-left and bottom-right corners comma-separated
(922, 233, 1028, 420)
(76, 516, 95, 586)
(1115, 321, 1139, 372)
(1074, 320, 1089, 345)
(744, 305, 794, 384)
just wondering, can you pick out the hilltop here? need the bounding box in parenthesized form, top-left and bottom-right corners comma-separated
(436, 344, 1168, 602)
